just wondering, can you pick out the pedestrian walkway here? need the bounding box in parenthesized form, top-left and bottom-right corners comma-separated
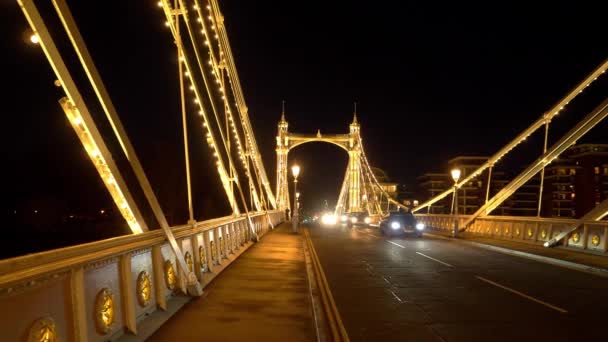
(427, 229, 608, 271)
(147, 223, 315, 342)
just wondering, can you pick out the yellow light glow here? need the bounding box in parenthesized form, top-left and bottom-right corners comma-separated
(292, 164, 300, 178)
(30, 34, 40, 44)
(321, 214, 337, 225)
(451, 168, 461, 182)
(62, 100, 143, 234)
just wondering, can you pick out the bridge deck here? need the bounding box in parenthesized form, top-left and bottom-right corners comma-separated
(147, 223, 315, 341)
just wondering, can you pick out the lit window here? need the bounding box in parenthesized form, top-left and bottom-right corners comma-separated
(570, 169, 576, 175)
(594, 166, 600, 175)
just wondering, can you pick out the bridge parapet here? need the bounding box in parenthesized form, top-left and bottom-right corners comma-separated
(0, 210, 284, 341)
(417, 214, 607, 254)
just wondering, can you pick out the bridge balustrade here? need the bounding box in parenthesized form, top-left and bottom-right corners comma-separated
(417, 214, 607, 254)
(0, 210, 284, 341)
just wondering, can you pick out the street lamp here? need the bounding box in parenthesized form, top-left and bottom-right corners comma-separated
(30, 34, 40, 44)
(292, 164, 300, 233)
(451, 168, 461, 237)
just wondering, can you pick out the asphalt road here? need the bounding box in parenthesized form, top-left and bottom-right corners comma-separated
(307, 223, 608, 342)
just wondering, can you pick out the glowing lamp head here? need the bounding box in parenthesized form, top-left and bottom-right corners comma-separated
(292, 165, 300, 179)
(30, 34, 40, 44)
(296, 192, 300, 199)
(451, 168, 461, 183)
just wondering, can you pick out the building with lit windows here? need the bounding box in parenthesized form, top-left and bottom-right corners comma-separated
(370, 167, 400, 212)
(568, 144, 608, 218)
(417, 156, 510, 215)
(416, 146, 607, 218)
(539, 144, 608, 218)
(447, 156, 489, 215)
(417, 173, 450, 214)
(542, 159, 577, 217)
(508, 176, 540, 217)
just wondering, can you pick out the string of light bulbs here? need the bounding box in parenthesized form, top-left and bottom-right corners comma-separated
(413, 59, 608, 213)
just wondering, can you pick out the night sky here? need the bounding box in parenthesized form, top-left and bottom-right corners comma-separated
(3, 1, 607, 245)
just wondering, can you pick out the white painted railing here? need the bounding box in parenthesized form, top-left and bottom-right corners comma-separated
(416, 214, 608, 254)
(0, 210, 284, 342)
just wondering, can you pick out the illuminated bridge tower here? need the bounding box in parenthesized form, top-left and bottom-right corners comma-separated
(348, 114, 362, 212)
(275, 110, 363, 213)
(276, 112, 290, 210)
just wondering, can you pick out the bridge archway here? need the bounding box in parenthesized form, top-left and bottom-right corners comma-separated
(275, 112, 362, 213)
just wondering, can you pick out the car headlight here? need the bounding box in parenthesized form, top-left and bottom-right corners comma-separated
(341, 215, 348, 222)
(321, 214, 336, 225)
(390, 221, 401, 230)
(351, 217, 358, 223)
(416, 223, 425, 230)
(364, 217, 371, 224)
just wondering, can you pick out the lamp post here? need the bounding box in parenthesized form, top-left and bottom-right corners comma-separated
(451, 168, 461, 237)
(292, 164, 300, 233)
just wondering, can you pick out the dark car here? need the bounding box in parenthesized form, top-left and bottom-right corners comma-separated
(379, 210, 425, 237)
(346, 211, 369, 227)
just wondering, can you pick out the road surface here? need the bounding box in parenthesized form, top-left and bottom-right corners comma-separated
(307, 223, 608, 342)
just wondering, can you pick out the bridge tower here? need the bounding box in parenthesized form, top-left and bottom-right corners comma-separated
(348, 113, 362, 212)
(276, 111, 290, 211)
(275, 109, 363, 214)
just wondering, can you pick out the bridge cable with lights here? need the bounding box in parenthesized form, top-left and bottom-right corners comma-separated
(17, 0, 282, 295)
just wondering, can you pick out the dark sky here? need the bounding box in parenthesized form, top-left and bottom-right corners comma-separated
(3, 0, 607, 225)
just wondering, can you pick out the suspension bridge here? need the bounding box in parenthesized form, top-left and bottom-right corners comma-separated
(2, 0, 607, 341)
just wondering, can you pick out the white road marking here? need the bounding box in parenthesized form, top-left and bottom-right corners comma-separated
(388, 289, 403, 303)
(386, 240, 406, 248)
(476, 276, 568, 314)
(415, 252, 453, 267)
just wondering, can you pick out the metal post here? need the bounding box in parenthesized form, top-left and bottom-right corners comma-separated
(292, 178, 299, 233)
(537, 119, 550, 217)
(485, 166, 493, 204)
(450, 189, 455, 215)
(453, 185, 459, 237)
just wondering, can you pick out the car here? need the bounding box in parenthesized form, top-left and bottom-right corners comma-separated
(344, 211, 370, 227)
(379, 210, 425, 237)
